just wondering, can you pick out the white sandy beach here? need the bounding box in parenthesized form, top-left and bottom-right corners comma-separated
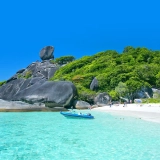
(93, 103, 160, 123)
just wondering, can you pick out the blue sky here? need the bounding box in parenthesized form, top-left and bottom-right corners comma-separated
(0, 0, 160, 81)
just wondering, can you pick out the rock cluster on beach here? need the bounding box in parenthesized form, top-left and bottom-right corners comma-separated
(74, 100, 91, 109)
(0, 46, 77, 109)
(94, 92, 111, 107)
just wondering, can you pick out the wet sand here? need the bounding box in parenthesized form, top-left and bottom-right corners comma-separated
(93, 103, 160, 123)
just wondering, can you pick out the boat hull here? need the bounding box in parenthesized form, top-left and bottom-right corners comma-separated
(60, 111, 94, 119)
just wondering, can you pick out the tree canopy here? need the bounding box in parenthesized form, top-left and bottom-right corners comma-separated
(54, 56, 75, 65)
(50, 46, 160, 101)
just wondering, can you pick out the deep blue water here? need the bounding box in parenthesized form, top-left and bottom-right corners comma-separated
(0, 111, 160, 160)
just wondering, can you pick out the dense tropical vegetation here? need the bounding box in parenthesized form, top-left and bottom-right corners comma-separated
(51, 46, 160, 102)
(51, 56, 75, 65)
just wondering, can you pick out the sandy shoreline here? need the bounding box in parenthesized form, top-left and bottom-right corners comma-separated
(93, 103, 160, 124)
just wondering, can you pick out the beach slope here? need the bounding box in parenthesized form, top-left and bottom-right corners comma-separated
(93, 103, 160, 123)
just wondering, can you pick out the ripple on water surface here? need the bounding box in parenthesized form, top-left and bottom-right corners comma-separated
(0, 111, 160, 160)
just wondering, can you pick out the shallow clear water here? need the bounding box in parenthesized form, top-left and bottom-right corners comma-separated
(0, 111, 160, 160)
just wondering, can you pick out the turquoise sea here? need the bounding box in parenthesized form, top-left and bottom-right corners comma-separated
(1, 111, 160, 160)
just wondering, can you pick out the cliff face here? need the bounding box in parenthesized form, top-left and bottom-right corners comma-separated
(7, 60, 58, 82)
(0, 46, 77, 107)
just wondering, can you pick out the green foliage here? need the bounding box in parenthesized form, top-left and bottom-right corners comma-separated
(50, 59, 55, 64)
(0, 81, 6, 87)
(134, 64, 159, 85)
(109, 90, 119, 101)
(142, 98, 160, 103)
(115, 82, 128, 97)
(24, 71, 32, 79)
(16, 71, 32, 79)
(126, 78, 143, 94)
(54, 56, 75, 65)
(50, 46, 160, 102)
(17, 74, 23, 79)
(123, 46, 135, 53)
(156, 72, 160, 88)
(78, 90, 96, 104)
(76, 84, 96, 104)
(125, 78, 144, 100)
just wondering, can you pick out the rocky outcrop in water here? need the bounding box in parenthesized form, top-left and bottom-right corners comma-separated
(0, 78, 77, 107)
(0, 61, 77, 107)
(0, 46, 78, 108)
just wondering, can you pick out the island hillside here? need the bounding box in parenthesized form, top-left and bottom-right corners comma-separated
(0, 46, 160, 111)
(50, 46, 160, 104)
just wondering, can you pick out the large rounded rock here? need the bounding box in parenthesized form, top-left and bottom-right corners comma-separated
(90, 77, 98, 90)
(135, 87, 153, 98)
(94, 92, 111, 106)
(0, 80, 77, 107)
(75, 100, 91, 109)
(152, 88, 160, 98)
(40, 46, 54, 60)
